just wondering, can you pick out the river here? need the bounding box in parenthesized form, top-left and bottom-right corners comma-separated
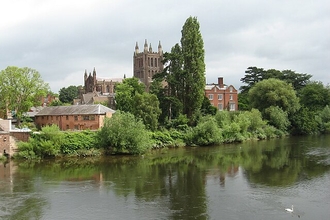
(1, 135, 330, 220)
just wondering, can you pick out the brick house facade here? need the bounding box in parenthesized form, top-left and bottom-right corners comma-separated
(34, 104, 115, 131)
(205, 77, 238, 111)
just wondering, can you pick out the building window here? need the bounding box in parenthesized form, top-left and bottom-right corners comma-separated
(230, 103, 235, 111)
(218, 103, 223, 110)
(230, 87, 233, 93)
(66, 124, 69, 130)
(90, 115, 95, 120)
(230, 95, 233, 100)
(74, 116, 78, 121)
(74, 125, 78, 130)
(209, 94, 213, 100)
(218, 94, 223, 100)
(66, 115, 69, 120)
(83, 115, 89, 120)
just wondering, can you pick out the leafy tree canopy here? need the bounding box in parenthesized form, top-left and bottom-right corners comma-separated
(240, 66, 312, 93)
(115, 77, 145, 113)
(0, 66, 49, 124)
(248, 78, 300, 115)
(153, 16, 206, 125)
(298, 81, 330, 111)
(59, 85, 79, 104)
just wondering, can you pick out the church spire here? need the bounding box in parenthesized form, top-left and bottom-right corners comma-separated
(144, 39, 148, 52)
(158, 41, 162, 55)
(149, 43, 152, 52)
(135, 42, 139, 54)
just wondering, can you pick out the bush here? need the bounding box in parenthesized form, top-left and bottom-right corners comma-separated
(16, 125, 64, 159)
(188, 116, 223, 146)
(61, 130, 98, 155)
(98, 111, 152, 154)
(265, 106, 290, 131)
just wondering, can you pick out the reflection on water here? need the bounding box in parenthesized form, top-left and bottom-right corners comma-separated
(1, 135, 330, 220)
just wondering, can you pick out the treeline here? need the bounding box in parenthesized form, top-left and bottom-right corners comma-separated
(13, 16, 330, 159)
(239, 67, 330, 135)
(15, 109, 280, 159)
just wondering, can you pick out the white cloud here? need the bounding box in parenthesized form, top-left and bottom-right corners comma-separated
(1, 0, 329, 92)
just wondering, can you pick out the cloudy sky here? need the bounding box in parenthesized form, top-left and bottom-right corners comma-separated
(1, 0, 329, 93)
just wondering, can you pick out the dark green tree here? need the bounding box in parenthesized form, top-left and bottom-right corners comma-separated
(132, 92, 161, 131)
(59, 85, 79, 104)
(240, 67, 312, 93)
(153, 17, 205, 125)
(298, 81, 330, 111)
(180, 16, 206, 122)
(240, 67, 266, 93)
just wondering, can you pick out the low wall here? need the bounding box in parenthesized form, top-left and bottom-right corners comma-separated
(0, 131, 30, 158)
(0, 132, 10, 157)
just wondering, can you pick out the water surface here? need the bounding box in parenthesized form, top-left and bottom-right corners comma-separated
(1, 135, 330, 219)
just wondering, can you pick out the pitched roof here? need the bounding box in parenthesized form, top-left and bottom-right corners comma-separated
(35, 104, 115, 116)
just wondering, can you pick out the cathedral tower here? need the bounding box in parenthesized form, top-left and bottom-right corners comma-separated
(133, 40, 163, 91)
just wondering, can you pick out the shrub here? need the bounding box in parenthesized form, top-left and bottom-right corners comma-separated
(265, 106, 290, 131)
(61, 130, 98, 155)
(188, 116, 223, 146)
(98, 111, 152, 154)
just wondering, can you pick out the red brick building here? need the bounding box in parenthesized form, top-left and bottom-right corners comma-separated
(34, 104, 115, 131)
(205, 77, 238, 111)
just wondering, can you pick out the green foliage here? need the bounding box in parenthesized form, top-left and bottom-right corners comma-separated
(264, 106, 290, 132)
(115, 77, 145, 113)
(318, 105, 330, 133)
(240, 66, 312, 93)
(247, 109, 267, 132)
(214, 110, 232, 128)
(0, 66, 49, 124)
(16, 125, 64, 159)
(49, 99, 63, 106)
(132, 93, 161, 131)
(98, 111, 152, 154)
(290, 107, 319, 135)
(298, 81, 330, 111)
(248, 78, 300, 115)
(61, 130, 98, 155)
(15, 125, 101, 159)
(154, 16, 205, 125)
(201, 96, 217, 116)
(180, 16, 206, 122)
(59, 85, 79, 104)
(165, 113, 189, 130)
(187, 116, 222, 146)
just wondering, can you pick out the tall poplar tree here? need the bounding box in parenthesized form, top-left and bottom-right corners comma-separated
(180, 16, 206, 121)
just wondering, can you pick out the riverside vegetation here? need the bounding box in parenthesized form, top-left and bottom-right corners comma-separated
(3, 16, 330, 160)
(14, 106, 330, 160)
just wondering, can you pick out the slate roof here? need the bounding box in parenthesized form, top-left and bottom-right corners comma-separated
(35, 104, 115, 116)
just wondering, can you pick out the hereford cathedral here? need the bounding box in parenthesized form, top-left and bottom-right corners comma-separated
(75, 40, 164, 109)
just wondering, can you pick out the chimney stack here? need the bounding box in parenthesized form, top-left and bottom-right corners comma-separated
(218, 77, 224, 88)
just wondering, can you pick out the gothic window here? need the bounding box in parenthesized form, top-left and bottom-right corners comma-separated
(151, 58, 153, 67)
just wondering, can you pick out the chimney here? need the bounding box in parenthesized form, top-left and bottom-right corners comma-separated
(218, 77, 224, 88)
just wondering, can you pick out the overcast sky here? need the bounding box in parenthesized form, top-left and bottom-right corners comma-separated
(1, 0, 329, 93)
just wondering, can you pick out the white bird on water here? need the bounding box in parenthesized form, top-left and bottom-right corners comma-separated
(285, 205, 294, 213)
